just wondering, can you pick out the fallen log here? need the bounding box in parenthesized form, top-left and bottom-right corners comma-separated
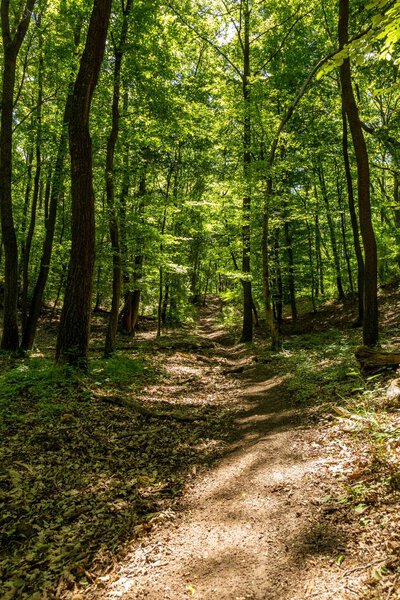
(355, 346, 400, 371)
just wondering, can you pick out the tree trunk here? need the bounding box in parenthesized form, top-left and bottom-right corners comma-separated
(240, 1, 253, 343)
(339, 0, 378, 346)
(21, 84, 73, 351)
(56, 0, 112, 367)
(317, 163, 345, 301)
(104, 0, 133, 357)
(283, 214, 297, 322)
(273, 226, 283, 324)
(302, 195, 317, 314)
(21, 23, 43, 331)
(20, 150, 33, 279)
(262, 188, 280, 350)
(341, 109, 364, 325)
(0, 0, 35, 350)
(315, 209, 324, 297)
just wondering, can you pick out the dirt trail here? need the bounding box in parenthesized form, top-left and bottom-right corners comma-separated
(87, 302, 366, 600)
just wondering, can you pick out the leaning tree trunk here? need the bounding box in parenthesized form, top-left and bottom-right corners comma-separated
(0, 0, 35, 350)
(56, 0, 112, 366)
(339, 0, 378, 346)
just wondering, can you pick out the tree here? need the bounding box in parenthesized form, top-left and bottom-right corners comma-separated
(0, 0, 35, 350)
(338, 0, 378, 346)
(56, 0, 112, 366)
(104, 0, 133, 357)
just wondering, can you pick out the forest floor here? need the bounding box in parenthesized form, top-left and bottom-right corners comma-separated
(1, 291, 400, 599)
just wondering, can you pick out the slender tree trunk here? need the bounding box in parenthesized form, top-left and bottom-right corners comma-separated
(339, 0, 378, 345)
(161, 280, 169, 324)
(104, 0, 133, 357)
(21, 23, 43, 331)
(273, 226, 283, 325)
(43, 167, 51, 223)
(157, 203, 168, 338)
(394, 172, 400, 228)
(157, 266, 163, 337)
(337, 175, 354, 294)
(302, 194, 317, 313)
(20, 150, 33, 278)
(21, 66, 77, 350)
(315, 209, 324, 297)
(56, 0, 112, 366)
(262, 188, 280, 350)
(283, 213, 297, 322)
(0, 0, 35, 350)
(317, 163, 345, 301)
(240, 1, 253, 342)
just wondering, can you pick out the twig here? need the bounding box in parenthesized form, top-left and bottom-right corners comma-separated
(343, 558, 385, 576)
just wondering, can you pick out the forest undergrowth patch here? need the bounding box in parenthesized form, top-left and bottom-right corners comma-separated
(0, 346, 234, 599)
(254, 323, 400, 597)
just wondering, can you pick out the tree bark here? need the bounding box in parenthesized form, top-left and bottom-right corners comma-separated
(240, 0, 253, 343)
(262, 188, 280, 350)
(21, 84, 74, 350)
(283, 213, 297, 322)
(21, 18, 43, 331)
(341, 109, 364, 324)
(317, 163, 345, 301)
(104, 0, 133, 357)
(0, 0, 35, 350)
(339, 0, 378, 346)
(56, 0, 112, 366)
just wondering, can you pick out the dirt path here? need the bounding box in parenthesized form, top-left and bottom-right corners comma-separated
(85, 304, 376, 600)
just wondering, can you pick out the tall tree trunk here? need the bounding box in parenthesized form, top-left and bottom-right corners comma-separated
(315, 209, 324, 297)
(273, 226, 283, 325)
(20, 150, 33, 278)
(283, 212, 297, 322)
(336, 172, 354, 294)
(339, 0, 378, 345)
(157, 202, 168, 338)
(240, 0, 253, 343)
(21, 46, 79, 351)
(56, 0, 112, 366)
(0, 0, 35, 350)
(317, 163, 345, 301)
(302, 194, 317, 313)
(120, 164, 146, 334)
(262, 188, 280, 350)
(21, 19, 43, 331)
(104, 0, 133, 357)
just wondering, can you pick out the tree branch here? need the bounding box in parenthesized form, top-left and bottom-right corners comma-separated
(166, 1, 243, 79)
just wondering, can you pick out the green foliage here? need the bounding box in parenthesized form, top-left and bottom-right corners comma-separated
(268, 329, 364, 406)
(90, 352, 153, 387)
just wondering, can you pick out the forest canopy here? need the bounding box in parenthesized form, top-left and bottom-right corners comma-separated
(0, 0, 399, 360)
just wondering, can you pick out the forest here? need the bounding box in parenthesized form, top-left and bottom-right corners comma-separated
(1, 0, 400, 598)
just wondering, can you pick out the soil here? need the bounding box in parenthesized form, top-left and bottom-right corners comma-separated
(83, 300, 399, 600)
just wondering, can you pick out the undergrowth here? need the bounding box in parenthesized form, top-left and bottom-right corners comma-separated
(0, 351, 232, 599)
(257, 326, 400, 502)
